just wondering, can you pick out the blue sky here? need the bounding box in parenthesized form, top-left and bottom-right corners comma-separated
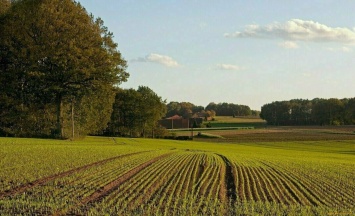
(78, 0, 355, 110)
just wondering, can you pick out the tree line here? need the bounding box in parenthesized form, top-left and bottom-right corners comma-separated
(165, 102, 204, 118)
(165, 102, 258, 119)
(7, 1, 350, 139)
(260, 98, 355, 126)
(205, 102, 259, 117)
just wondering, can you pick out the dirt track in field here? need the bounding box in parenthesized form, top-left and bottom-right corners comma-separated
(0, 151, 147, 199)
(216, 154, 237, 202)
(58, 152, 174, 215)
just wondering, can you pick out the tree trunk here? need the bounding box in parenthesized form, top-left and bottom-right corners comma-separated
(56, 94, 64, 139)
(71, 99, 75, 139)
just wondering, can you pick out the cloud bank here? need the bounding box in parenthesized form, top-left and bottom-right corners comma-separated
(132, 53, 179, 67)
(216, 64, 243, 71)
(225, 19, 355, 44)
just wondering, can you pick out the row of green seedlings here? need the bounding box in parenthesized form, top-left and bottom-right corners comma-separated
(0, 150, 88, 193)
(264, 160, 329, 206)
(231, 158, 267, 202)
(0, 151, 164, 215)
(4, 152, 152, 214)
(227, 156, 312, 206)
(187, 154, 222, 215)
(84, 152, 186, 214)
(0, 142, 135, 193)
(262, 159, 355, 208)
(158, 153, 203, 215)
(125, 152, 222, 215)
(0, 195, 351, 216)
(58, 151, 167, 214)
(83, 152, 193, 215)
(161, 153, 203, 214)
(148, 153, 207, 214)
(296, 159, 355, 207)
(259, 159, 337, 206)
(169, 153, 212, 215)
(243, 156, 353, 208)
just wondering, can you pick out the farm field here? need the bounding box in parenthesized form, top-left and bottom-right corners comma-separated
(173, 116, 355, 143)
(204, 116, 266, 128)
(0, 134, 354, 215)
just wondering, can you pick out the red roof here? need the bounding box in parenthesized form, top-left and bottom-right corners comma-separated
(167, 115, 182, 120)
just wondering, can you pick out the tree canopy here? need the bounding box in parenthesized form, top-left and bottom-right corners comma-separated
(205, 102, 252, 116)
(107, 86, 166, 137)
(0, 0, 11, 14)
(260, 98, 355, 126)
(0, 0, 128, 138)
(165, 102, 204, 119)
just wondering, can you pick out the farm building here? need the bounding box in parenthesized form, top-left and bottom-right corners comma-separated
(158, 115, 203, 129)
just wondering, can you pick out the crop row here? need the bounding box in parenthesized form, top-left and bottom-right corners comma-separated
(0, 150, 169, 215)
(221, 154, 355, 209)
(78, 152, 225, 215)
(260, 160, 355, 208)
(0, 138, 140, 193)
(1, 136, 354, 215)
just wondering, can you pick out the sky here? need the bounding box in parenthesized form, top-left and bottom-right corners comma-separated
(77, 0, 355, 110)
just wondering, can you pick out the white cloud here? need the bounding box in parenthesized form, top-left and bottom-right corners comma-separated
(278, 41, 299, 49)
(225, 19, 355, 44)
(216, 64, 243, 71)
(132, 53, 180, 67)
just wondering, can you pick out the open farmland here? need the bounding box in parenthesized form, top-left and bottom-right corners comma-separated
(0, 136, 354, 215)
(205, 116, 266, 128)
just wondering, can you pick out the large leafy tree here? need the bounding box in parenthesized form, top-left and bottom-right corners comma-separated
(108, 87, 166, 137)
(312, 98, 344, 125)
(136, 86, 167, 136)
(0, 0, 128, 138)
(70, 86, 116, 136)
(344, 98, 355, 124)
(165, 101, 202, 118)
(0, 0, 11, 15)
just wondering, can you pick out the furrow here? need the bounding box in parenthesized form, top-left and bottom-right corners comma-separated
(56, 152, 173, 216)
(0, 151, 147, 199)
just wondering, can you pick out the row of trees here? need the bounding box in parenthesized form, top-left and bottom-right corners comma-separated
(106, 86, 166, 137)
(165, 102, 258, 119)
(166, 102, 204, 118)
(0, 0, 129, 138)
(205, 102, 258, 117)
(260, 98, 355, 126)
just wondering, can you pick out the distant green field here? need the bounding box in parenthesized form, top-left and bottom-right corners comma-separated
(205, 116, 266, 128)
(213, 116, 266, 123)
(0, 136, 354, 215)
